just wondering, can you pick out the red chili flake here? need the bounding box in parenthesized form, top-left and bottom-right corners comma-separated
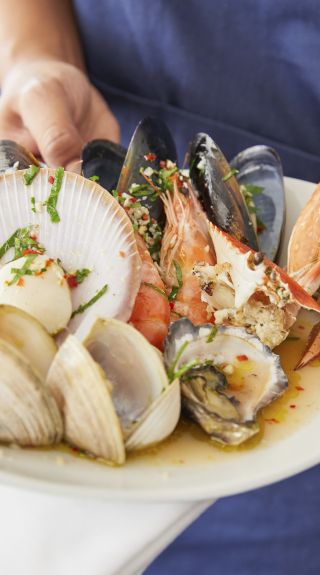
(64, 273, 78, 289)
(236, 354, 248, 362)
(298, 325, 305, 330)
(169, 301, 175, 311)
(22, 248, 42, 256)
(295, 385, 305, 391)
(144, 153, 156, 162)
(290, 404, 297, 409)
(48, 175, 55, 185)
(159, 160, 166, 169)
(17, 278, 24, 287)
(142, 213, 149, 221)
(29, 232, 37, 241)
(264, 418, 280, 424)
(257, 225, 264, 234)
(119, 250, 126, 258)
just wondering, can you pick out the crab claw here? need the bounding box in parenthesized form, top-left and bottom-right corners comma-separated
(295, 321, 320, 370)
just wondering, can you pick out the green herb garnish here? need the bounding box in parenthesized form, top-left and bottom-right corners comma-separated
(71, 284, 108, 318)
(168, 260, 183, 302)
(23, 165, 40, 186)
(30, 196, 36, 213)
(167, 340, 190, 382)
(206, 326, 218, 343)
(89, 175, 100, 182)
(143, 282, 168, 299)
(8, 254, 38, 285)
(0, 227, 44, 261)
(45, 167, 64, 223)
(222, 168, 239, 182)
(75, 268, 91, 285)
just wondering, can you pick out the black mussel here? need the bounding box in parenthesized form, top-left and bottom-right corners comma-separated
(180, 364, 259, 445)
(0, 140, 39, 173)
(81, 139, 126, 191)
(231, 145, 285, 262)
(189, 133, 259, 250)
(117, 117, 177, 227)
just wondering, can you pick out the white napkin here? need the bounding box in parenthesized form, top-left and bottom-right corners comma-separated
(0, 485, 211, 575)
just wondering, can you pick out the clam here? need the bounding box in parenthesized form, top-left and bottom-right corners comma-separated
(231, 145, 285, 261)
(189, 133, 259, 250)
(164, 319, 287, 445)
(0, 140, 39, 173)
(0, 165, 141, 332)
(46, 318, 180, 462)
(0, 338, 62, 446)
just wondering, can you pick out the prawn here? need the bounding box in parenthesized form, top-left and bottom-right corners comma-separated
(160, 174, 216, 324)
(129, 233, 170, 350)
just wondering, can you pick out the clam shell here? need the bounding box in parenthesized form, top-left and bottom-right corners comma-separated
(0, 339, 62, 445)
(46, 334, 125, 464)
(0, 169, 141, 331)
(0, 304, 57, 379)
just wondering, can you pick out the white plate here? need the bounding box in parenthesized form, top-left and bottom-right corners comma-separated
(0, 176, 319, 501)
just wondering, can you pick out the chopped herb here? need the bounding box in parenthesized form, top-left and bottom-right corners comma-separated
(206, 325, 218, 343)
(222, 168, 239, 182)
(167, 340, 190, 382)
(8, 254, 38, 285)
(75, 268, 91, 284)
(45, 167, 64, 223)
(89, 175, 100, 182)
(0, 226, 44, 261)
(71, 284, 108, 318)
(30, 196, 36, 213)
(287, 336, 300, 341)
(241, 184, 264, 196)
(143, 282, 168, 299)
(256, 216, 266, 234)
(23, 164, 40, 186)
(173, 360, 199, 381)
(168, 260, 183, 302)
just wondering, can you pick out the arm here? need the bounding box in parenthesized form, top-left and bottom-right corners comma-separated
(0, 0, 119, 167)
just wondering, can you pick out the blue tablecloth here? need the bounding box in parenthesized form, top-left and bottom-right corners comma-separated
(73, 1, 320, 572)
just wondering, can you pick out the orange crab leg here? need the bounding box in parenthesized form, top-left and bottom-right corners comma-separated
(295, 321, 320, 370)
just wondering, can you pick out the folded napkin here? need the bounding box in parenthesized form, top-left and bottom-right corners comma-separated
(0, 485, 210, 575)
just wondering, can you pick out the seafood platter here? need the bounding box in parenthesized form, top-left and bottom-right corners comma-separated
(0, 117, 319, 500)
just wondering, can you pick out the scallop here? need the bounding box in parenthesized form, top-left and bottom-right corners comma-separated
(46, 318, 180, 462)
(164, 319, 287, 445)
(0, 166, 141, 332)
(0, 255, 72, 334)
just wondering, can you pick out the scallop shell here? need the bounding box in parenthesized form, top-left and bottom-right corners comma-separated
(0, 169, 141, 331)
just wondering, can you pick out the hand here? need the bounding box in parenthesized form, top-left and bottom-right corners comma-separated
(0, 61, 120, 168)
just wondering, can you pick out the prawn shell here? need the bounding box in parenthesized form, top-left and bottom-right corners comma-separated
(0, 169, 141, 332)
(209, 223, 320, 313)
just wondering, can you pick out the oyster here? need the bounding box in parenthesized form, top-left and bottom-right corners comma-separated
(47, 318, 180, 461)
(0, 338, 62, 446)
(164, 319, 287, 445)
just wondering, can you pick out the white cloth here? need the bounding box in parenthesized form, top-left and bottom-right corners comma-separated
(0, 485, 211, 575)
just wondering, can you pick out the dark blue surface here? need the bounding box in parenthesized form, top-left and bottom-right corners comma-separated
(73, 1, 320, 573)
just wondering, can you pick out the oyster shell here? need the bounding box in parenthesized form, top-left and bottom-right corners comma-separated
(0, 339, 62, 446)
(0, 168, 141, 331)
(164, 319, 287, 445)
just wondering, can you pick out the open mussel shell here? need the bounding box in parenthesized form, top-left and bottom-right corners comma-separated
(164, 319, 287, 445)
(78, 317, 180, 450)
(231, 145, 285, 261)
(189, 133, 259, 250)
(46, 334, 125, 463)
(81, 139, 126, 191)
(0, 339, 62, 446)
(0, 169, 141, 331)
(0, 140, 39, 173)
(117, 117, 177, 226)
(0, 305, 57, 380)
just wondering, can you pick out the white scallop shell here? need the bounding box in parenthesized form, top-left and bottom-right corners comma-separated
(0, 169, 141, 331)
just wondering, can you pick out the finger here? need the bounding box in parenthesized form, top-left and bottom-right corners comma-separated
(19, 78, 83, 167)
(0, 101, 39, 154)
(81, 87, 121, 144)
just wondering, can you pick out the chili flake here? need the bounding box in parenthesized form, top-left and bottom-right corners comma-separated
(48, 175, 55, 185)
(295, 386, 304, 391)
(290, 404, 297, 409)
(144, 153, 156, 161)
(237, 354, 248, 361)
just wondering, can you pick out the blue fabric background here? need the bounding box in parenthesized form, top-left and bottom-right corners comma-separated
(73, 1, 320, 572)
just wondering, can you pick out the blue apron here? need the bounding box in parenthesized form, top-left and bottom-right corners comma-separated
(74, 1, 320, 573)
